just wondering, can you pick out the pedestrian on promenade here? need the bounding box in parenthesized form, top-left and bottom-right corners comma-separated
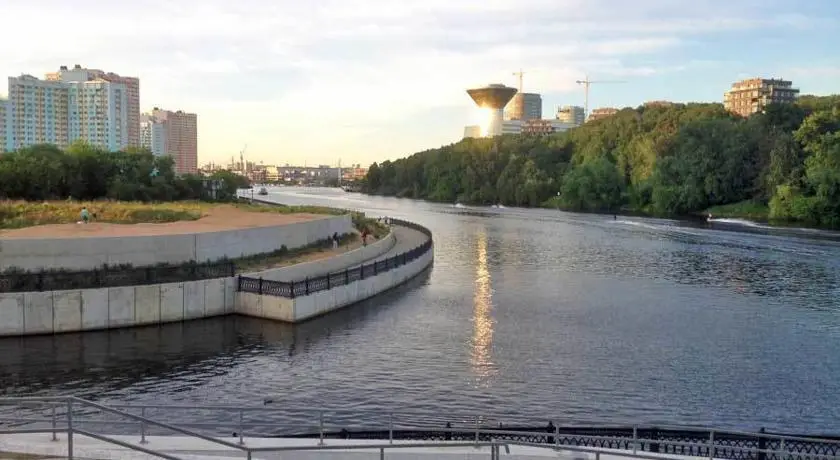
(361, 228, 369, 246)
(80, 207, 90, 224)
(332, 232, 339, 249)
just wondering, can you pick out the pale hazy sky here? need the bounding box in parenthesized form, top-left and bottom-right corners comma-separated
(1, 0, 838, 167)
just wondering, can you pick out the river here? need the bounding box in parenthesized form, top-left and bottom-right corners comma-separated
(2, 187, 840, 434)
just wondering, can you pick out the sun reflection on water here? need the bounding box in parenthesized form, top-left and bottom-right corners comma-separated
(470, 230, 497, 386)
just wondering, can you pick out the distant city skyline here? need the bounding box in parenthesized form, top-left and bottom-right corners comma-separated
(1, 0, 839, 167)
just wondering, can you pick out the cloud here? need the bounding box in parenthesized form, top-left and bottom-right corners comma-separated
(0, 0, 835, 164)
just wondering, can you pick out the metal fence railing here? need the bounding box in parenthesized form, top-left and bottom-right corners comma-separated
(0, 261, 236, 294)
(2, 397, 840, 460)
(237, 218, 433, 299)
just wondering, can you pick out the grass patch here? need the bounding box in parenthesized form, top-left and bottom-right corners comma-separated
(0, 200, 361, 230)
(0, 200, 206, 229)
(704, 200, 769, 221)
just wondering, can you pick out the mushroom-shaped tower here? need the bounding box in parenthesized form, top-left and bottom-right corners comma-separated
(466, 84, 518, 137)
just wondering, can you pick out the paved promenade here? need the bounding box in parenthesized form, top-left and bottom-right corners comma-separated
(366, 225, 428, 264)
(254, 224, 428, 283)
(0, 433, 671, 459)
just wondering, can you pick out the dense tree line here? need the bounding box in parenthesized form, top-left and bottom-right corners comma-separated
(0, 142, 249, 202)
(363, 95, 840, 227)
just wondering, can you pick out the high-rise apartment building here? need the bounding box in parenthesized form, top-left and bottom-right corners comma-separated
(504, 93, 542, 121)
(67, 79, 129, 152)
(140, 113, 167, 157)
(6, 75, 71, 150)
(556, 105, 585, 126)
(0, 97, 7, 152)
(47, 65, 140, 147)
(150, 108, 198, 174)
(724, 78, 799, 117)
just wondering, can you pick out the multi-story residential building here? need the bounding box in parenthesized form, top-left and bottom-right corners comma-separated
(151, 108, 197, 174)
(6, 75, 71, 150)
(67, 79, 129, 152)
(588, 107, 619, 122)
(0, 97, 7, 152)
(521, 119, 577, 135)
(504, 93, 542, 121)
(140, 113, 167, 156)
(47, 65, 141, 147)
(724, 78, 799, 117)
(556, 105, 585, 126)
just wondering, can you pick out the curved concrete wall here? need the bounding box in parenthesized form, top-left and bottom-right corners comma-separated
(0, 277, 236, 337)
(236, 242, 434, 323)
(249, 230, 396, 282)
(0, 215, 352, 271)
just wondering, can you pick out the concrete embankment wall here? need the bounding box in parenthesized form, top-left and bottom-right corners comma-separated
(249, 230, 396, 282)
(0, 215, 352, 271)
(0, 278, 236, 336)
(236, 241, 433, 323)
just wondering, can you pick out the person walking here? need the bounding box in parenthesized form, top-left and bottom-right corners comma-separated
(332, 232, 339, 249)
(361, 228, 369, 246)
(80, 207, 90, 224)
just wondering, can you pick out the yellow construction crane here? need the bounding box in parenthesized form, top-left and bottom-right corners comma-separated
(575, 75, 626, 120)
(513, 69, 525, 93)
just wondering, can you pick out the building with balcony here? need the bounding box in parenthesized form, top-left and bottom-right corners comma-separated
(504, 93, 542, 121)
(140, 113, 167, 157)
(556, 105, 585, 126)
(151, 108, 198, 174)
(588, 107, 619, 122)
(46, 65, 141, 148)
(724, 78, 799, 117)
(6, 75, 71, 151)
(67, 79, 129, 152)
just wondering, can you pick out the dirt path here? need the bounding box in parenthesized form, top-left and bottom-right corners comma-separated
(0, 206, 327, 239)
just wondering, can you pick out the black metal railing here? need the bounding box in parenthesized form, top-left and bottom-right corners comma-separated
(298, 426, 840, 460)
(0, 261, 236, 293)
(237, 219, 432, 299)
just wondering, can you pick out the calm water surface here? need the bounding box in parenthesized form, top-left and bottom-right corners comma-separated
(2, 187, 840, 434)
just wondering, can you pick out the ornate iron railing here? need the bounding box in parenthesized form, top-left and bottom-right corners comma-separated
(2, 398, 839, 460)
(236, 219, 433, 299)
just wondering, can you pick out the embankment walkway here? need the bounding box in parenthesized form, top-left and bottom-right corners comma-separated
(245, 224, 426, 282)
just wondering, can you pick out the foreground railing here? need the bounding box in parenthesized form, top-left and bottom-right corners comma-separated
(237, 218, 433, 298)
(2, 398, 840, 460)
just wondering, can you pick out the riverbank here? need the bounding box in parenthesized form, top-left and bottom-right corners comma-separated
(369, 191, 827, 230)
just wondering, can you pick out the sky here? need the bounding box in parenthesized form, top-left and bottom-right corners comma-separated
(1, 0, 839, 168)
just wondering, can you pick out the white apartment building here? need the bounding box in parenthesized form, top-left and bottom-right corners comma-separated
(5, 73, 130, 152)
(47, 65, 141, 147)
(140, 113, 167, 156)
(6, 75, 70, 150)
(68, 79, 129, 152)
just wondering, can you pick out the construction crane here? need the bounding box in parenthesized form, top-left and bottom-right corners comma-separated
(512, 69, 525, 93)
(575, 76, 626, 120)
(239, 144, 248, 172)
